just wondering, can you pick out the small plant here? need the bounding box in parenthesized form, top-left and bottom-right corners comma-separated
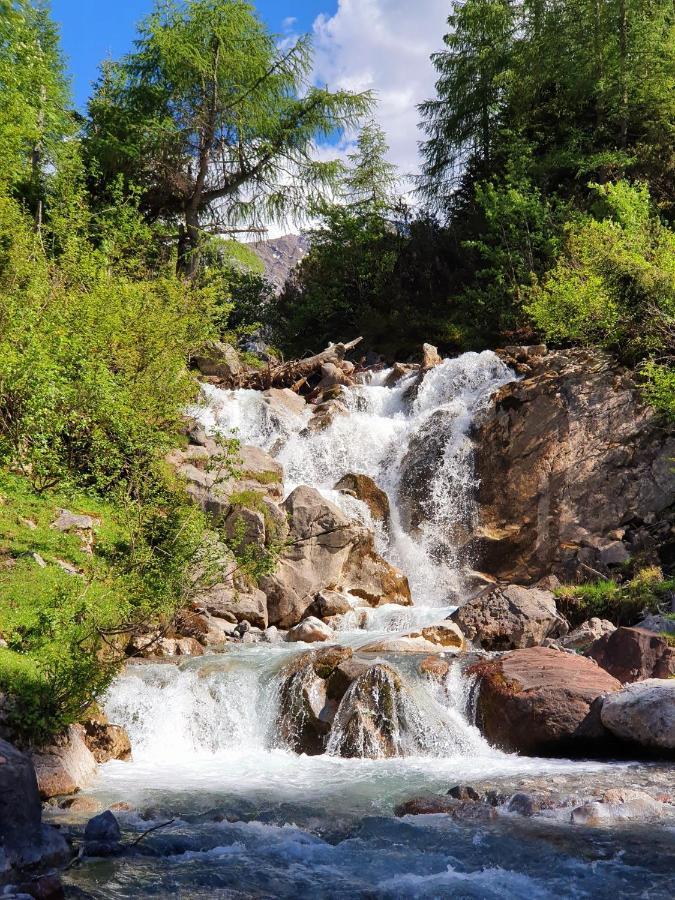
(555, 567, 674, 628)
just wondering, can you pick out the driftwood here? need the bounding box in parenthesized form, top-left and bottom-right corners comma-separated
(237, 337, 363, 391)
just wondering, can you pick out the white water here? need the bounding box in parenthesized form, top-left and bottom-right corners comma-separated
(66, 351, 675, 899)
(196, 350, 512, 604)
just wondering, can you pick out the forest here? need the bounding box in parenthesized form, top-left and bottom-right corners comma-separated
(0, 0, 673, 744)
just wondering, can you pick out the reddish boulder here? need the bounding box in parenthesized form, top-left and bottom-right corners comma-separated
(587, 627, 675, 683)
(469, 647, 621, 756)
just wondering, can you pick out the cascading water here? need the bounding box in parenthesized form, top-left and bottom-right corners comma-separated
(60, 351, 675, 900)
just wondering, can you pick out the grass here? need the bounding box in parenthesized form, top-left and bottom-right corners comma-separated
(555, 567, 674, 628)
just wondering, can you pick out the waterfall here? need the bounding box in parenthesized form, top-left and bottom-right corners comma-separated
(196, 350, 512, 604)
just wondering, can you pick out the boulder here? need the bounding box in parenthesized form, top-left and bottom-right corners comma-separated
(195, 584, 268, 630)
(51, 509, 96, 532)
(339, 531, 412, 609)
(81, 711, 131, 764)
(0, 739, 70, 883)
(450, 584, 567, 650)
(418, 656, 451, 679)
(193, 340, 242, 383)
(84, 811, 121, 844)
(307, 590, 353, 620)
(334, 473, 391, 526)
(325, 659, 371, 702)
(587, 627, 675, 683)
(472, 348, 675, 582)
(262, 387, 307, 419)
(560, 618, 615, 650)
(600, 679, 675, 752)
(359, 636, 444, 654)
(327, 664, 409, 758)
(469, 647, 621, 755)
(419, 622, 465, 650)
(31, 725, 97, 799)
(422, 343, 443, 369)
(287, 617, 333, 643)
(276, 647, 353, 754)
(636, 614, 675, 636)
(571, 788, 666, 825)
(261, 486, 410, 627)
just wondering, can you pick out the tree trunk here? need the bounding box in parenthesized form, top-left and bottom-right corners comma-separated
(177, 212, 201, 279)
(618, 0, 629, 148)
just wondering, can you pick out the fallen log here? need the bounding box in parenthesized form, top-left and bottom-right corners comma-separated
(235, 338, 363, 391)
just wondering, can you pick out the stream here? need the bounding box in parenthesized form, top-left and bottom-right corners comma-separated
(59, 352, 675, 898)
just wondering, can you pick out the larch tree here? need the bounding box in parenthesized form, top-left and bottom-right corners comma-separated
(84, 0, 372, 277)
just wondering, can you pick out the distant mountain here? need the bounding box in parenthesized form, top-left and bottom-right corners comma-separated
(250, 234, 309, 291)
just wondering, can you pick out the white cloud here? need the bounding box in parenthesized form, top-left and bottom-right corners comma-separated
(311, 0, 450, 196)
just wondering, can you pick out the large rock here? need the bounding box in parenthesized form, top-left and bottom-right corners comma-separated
(31, 725, 97, 799)
(469, 647, 621, 755)
(82, 711, 131, 764)
(472, 348, 675, 582)
(600, 679, 675, 753)
(326, 664, 409, 758)
(287, 617, 333, 643)
(0, 739, 70, 883)
(450, 584, 567, 650)
(334, 473, 391, 526)
(193, 340, 242, 383)
(195, 583, 268, 630)
(587, 627, 675, 683)
(261, 487, 410, 628)
(307, 590, 354, 620)
(560, 618, 615, 650)
(277, 647, 353, 754)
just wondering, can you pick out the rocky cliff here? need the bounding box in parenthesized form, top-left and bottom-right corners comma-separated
(470, 346, 675, 584)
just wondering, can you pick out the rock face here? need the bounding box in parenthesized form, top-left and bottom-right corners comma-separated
(600, 679, 675, 752)
(0, 739, 70, 882)
(450, 585, 567, 650)
(472, 348, 675, 583)
(31, 724, 98, 799)
(587, 627, 675, 683)
(261, 487, 410, 628)
(334, 473, 391, 526)
(469, 647, 621, 755)
(196, 583, 269, 630)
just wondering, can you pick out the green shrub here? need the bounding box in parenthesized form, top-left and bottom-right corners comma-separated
(556, 567, 674, 628)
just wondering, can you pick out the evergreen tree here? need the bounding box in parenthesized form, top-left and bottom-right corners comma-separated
(344, 121, 399, 209)
(84, 0, 372, 276)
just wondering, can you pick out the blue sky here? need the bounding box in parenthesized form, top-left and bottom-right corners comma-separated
(49, 1, 450, 190)
(51, 1, 337, 110)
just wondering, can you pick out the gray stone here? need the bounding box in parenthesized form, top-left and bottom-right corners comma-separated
(600, 679, 675, 751)
(84, 811, 121, 843)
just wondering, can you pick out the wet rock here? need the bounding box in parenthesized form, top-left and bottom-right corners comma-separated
(469, 647, 621, 756)
(339, 530, 411, 609)
(600, 679, 675, 752)
(277, 656, 341, 754)
(419, 656, 450, 680)
(0, 739, 70, 882)
(450, 584, 567, 650)
(422, 343, 443, 369)
(287, 617, 333, 643)
(447, 784, 481, 802)
(419, 622, 465, 650)
(84, 811, 121, 843)
(81, 711, 131, 764)
(307, 590, 353, 620)
(31, 725, 97, 799)
(359, 636, 443, 654)
(587, 627, 675, 683)
(560, 618, 615, 650)
(326, 659, 371, 703)
(327, 664, 409, 758)
(396, 795, 497, 823)
(507, 792, 551, 816)
(472, 348, 675, 582)
(571, 789, 665, 825)
(263, 626, 281, 643)
(262, 387, 307, 419)
(57, 796, 101, 814)
(334, 473, 391, 526)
